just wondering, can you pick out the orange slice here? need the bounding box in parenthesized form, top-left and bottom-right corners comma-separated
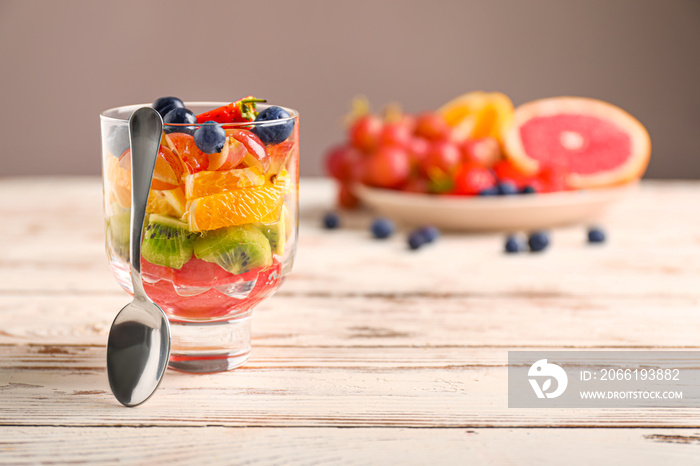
(438, 91, 514, 142)
(146, 187, 187, 218)
(184, 167, 265, 199)
(186, 171, 289, 232)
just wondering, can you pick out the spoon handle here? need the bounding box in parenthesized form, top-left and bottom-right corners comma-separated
(128, 107, 163, 300)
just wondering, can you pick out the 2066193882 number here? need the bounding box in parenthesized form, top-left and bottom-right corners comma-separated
(600, 368, 680, 381)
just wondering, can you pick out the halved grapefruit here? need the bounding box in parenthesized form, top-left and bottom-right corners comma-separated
(502, 97, 651, 189)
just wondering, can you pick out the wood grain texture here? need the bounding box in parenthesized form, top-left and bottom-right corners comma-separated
(2, 178, 700, 462)
(1, 427, 699, 466)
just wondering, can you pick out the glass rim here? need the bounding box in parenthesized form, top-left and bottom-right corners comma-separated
(100, 101, 299, 126)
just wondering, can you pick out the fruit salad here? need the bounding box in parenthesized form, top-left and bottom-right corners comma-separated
(101, 97, 299, 321)
(325, 92, 649, 207)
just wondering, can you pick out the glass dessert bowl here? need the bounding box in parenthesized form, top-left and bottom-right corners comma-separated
(100, 98, 299, 373)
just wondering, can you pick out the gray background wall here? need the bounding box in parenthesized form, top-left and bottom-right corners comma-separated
(0, 0, 698, 178)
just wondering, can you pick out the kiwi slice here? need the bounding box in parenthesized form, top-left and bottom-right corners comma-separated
(106, 203, 130, 261)
(194, 224, 272, 275)
(259, 208, 286, 256)
(142, 214, 196, 269)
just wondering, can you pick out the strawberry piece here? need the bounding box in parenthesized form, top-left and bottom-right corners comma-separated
(196, 96, 267, 124)
(492, 159, 534, 189)
(452, 163, 497, 195)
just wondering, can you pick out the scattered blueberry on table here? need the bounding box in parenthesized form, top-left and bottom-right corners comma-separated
(371, 218, 395, 239)
(323, 212, 341, 229)
(407, 230, 428, 250)
(521, 185, 537, 194)
(418, 225, 440, 243)
(504, 235, 523, 253)
(528, 231, 550, 252)
(588, 227, 606, 244)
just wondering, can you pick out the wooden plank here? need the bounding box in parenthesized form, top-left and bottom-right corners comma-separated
(1, 295, 700, 348)
(2, 178, 700, 298)
(1, 427, 698, 465)
(1, 344, 699, 428)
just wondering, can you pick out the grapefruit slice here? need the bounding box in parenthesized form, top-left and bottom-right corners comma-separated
(502, 97, 651, 189)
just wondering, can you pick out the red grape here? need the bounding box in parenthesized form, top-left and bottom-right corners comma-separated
(414, 112, 452, 141)
(338, 183, 360, 209)
(349, 114, 382, 152)
(420, 140, 461, 176)
(325, 145, 363, 181)
(364, 146, 411, 188)
(401, 176, 430, 194)
(408, 137, 430, 167)
(461, 137, 501, 168)
(378, 121, 412, 148)
(453, 163, 497, 195)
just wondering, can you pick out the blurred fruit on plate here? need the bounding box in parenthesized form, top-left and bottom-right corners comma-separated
(324, 93, 650, 213)
(501, 97, 651, 189)
(437, 91, 514, 142)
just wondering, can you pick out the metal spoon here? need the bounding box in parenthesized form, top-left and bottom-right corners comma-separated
(106, 107, 171, 407)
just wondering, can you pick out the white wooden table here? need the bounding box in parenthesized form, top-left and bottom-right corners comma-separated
(1, 178, 700, 464)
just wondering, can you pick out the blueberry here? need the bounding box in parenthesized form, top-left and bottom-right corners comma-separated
(528, 231, 550, 252)
(505, 235, 523, 253)
(588, 227, 606, 244)
(323, 212, 340, 229)
(479, 187, 500, 196)
(194, 121, 226, 154)
(163, 107, 197, 135)
(253, 106, 294, 145)
(498, 181, 519, 195)
(152, 96, 185, 118)
(106, 124, 129, 157)
(419, 225, 440, 243)
(408, 230, 427, 250)
(371, 218, 395, 239)
(521, 185, 537, 194)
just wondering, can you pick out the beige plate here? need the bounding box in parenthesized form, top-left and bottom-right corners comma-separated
(355, 183, 637, 232)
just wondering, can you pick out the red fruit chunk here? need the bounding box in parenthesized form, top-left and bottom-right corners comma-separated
(325, 145, 364, 182)
(364, 146, 411, 188)
(268, 140, 296, 175)
(143, 261, 282, 320)
(461, 137, 501, 168)
(378, 121, 412, 148)
(349, 115, 383, 152)
(414, 112, 452, 141)
(453, 163, 497, 195)
(492, 159, 533, 189)
(173, 258, 242, 288)
(401, 176, 430, 194)
(167, 133, 208, 174)
(338, 183, 360, 209)
(196, 96, 266, 124)
(225, 128, 269, 172)
(536, 165, 569, 193)
(420, 140, 461, 176)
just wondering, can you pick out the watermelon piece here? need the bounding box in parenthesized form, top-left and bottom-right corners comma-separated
(196, 96, 267, 124)
(502, 97, 651, 189)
